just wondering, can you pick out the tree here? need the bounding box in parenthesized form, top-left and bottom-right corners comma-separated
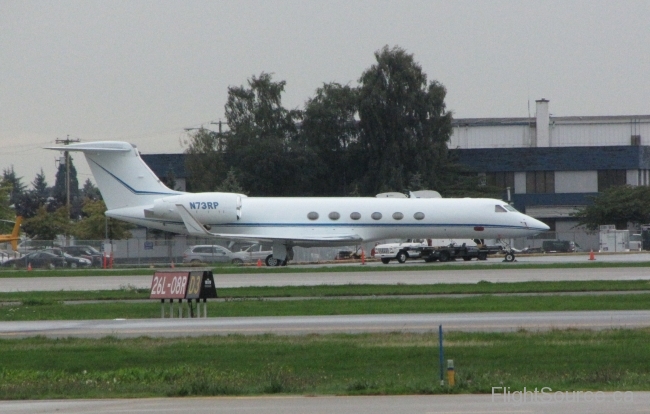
(2, 166, 26, 208)
(356, 46, 453, 195)
(22, 206, 71, 240)
(0, 185, 14, 233)
(81, 179, 101, 201)
(72, 199, 132, 240)
(184, 128, 227, 192)
(572, 185, 650, 230)
(301, 83, 360, 195)
(217, 168, 244, 193)
(52, 157, 80, 207)
(32, 169, 49, 200)
(223, 73, 303, 196)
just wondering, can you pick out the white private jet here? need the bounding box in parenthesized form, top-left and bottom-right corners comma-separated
(47, 141, 549, 265)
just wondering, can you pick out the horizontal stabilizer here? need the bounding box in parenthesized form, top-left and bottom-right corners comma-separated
(175, 204, 363, 244)
(44, 141, 133, 152)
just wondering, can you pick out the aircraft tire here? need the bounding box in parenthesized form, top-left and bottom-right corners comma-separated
(504, 252, 515, 262)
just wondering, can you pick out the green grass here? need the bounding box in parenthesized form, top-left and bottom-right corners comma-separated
(1, 280, 650, 304)
(2, 293, 650, 321)
(3, 260, 650, 278)
(1, 329, 649, 399)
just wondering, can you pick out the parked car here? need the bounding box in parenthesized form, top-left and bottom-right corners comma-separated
(2, 251, 66, 269)
(62, 245, 103, 267)
(182, 245, 238, 264)
(231, 243, 272, 264)
(42, 248, 92, 268)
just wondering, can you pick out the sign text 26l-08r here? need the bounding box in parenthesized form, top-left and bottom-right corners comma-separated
(150, 272, 190, 299)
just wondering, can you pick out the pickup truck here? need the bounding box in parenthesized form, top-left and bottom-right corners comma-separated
(373, 241, 428, 264)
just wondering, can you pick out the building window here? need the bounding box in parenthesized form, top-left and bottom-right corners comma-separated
(485, 172, 515, 191)
(526, 171, 555, 194)
(598, 170, 626, 191)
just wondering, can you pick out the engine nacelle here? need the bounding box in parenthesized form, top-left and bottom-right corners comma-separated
(145, 192, 242, 224)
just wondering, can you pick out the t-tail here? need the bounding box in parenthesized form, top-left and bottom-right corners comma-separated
(45, 141, 182, 209)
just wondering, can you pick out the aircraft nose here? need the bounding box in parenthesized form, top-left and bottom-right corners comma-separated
(529, 216, 550, 232)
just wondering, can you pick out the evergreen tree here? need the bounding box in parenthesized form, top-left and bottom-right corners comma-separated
(2, 166, 26, 208)
(217, 168, 244, 193)
(53, 158, 80, 206)
(31, 169, 49, 200)
(81, 179, 101, 201)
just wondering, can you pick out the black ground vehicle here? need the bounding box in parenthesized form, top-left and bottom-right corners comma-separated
(2, 251, 66, 269)
(62, 245, 103, 267)
(416, 243, 504, 262)
(42, 248, 92, 268)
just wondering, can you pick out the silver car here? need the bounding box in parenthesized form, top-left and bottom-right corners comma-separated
(182, 245, 235, 264)
(231, 243, 273, 264)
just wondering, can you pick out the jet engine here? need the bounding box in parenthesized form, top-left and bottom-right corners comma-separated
(144, 192, 242, 224)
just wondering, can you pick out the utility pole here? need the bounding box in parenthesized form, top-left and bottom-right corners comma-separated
(55, 136, 80, 247)
(55, 136, 80, 211)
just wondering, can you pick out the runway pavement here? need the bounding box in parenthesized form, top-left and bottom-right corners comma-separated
(2, 310, 649, 338)
(1, 393, 648, 414)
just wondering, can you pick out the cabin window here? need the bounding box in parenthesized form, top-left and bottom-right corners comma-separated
(495, 205, 507, 213)
(392, 212, 404, 220)
(350, 212, 361, 220)
(371, 212, 382, 220)
(307, 212, 319, 220)
(328, 212, 340, 220)
(413, 212, 425, 220)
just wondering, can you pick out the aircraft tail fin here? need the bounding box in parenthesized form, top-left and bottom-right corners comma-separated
(45, 141, 181, 210)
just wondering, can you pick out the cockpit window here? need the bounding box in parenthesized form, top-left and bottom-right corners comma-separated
(495, 205, 507, 213)
(504, 205, 517, 212)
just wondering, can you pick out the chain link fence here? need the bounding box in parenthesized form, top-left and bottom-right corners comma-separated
(2, 229, 605, 268)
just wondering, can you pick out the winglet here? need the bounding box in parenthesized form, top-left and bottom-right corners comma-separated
(175, 204, 213, 237)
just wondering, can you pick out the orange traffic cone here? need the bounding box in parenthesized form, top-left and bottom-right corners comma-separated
(589, 249, 596, 261)
(361, 249, 366, 265)
(27, 263, 32, 271)
(257, 259, 262, 267)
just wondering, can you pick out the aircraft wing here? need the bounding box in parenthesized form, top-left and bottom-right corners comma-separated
(175, 204, 363, 244)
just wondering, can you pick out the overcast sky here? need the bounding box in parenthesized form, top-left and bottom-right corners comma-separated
(2, 0, 650, 187)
